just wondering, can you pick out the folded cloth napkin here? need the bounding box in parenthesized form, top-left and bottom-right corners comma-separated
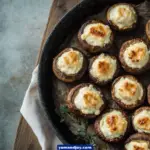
(20, 65, 61, 150)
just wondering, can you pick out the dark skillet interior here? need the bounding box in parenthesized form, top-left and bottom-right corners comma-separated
(39, 0, 150, 148)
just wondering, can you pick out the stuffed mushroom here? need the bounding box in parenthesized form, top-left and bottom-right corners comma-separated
(111, 75, 145, 110)
(78, 20, 114, 54)
(94, 109, 128, 142)
(67, 83, 105, 118)
(125, 133, 150, 150)
(119, 38, 150, 74)
(53, 48, 87, 82)
(107, 3, 137, 31)
(89, 53, 119, 85)
(132, 107, 150, 134)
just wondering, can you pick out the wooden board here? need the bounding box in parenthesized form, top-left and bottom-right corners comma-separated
(13, 0, 81, 149)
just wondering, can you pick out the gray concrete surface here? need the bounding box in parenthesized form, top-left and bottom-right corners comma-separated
(0, 0, 53, 149)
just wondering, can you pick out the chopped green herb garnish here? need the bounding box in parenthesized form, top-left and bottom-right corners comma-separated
(58, 104, 97, 147)
(59, 105, 69, 114)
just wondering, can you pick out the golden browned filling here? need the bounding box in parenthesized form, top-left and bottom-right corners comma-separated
(138, 117, 150, 130)
(125, 140, 150, 150)
(114, 76, 143, 105)
(119, 82, 137, 97)
(98, 61, 110, 74)
(128, 48, 146, 63)
(84, 91, 100, 108)
(57, 49, 83, 75)
(133, 110, 150, 133)
(81, 23, 112, 47)
(118, 7, 130, 18)
(90, 25, 106, 37)
(100, 110, 127, 139)
(133, 145, 145, 150)
(123, 42, 149, 69)
(64, 51, 78, 65)
(90, 53, 117, 82)
(74, 85, 104, 115)
(106, 115, 126, 133)
(108, 4, 137, 29)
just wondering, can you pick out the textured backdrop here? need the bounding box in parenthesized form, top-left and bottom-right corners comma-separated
(0, 0, 52, 149)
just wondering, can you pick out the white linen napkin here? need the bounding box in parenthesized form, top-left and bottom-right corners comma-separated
(20, 65, 61, 150)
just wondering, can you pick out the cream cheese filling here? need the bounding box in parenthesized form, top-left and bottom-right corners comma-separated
(114, 77, 143, 105)
(81, 23, 112, 47)
(57, 49, 83, 75)
(90, 53, 117, 81)
(133, 110, 150, 134)
(108, 4, 136, 29)
(100, 110, 127, 139)
(125, 140, 150, 150)
(123, 42, 149, 69)
(74, 85, 104, 115)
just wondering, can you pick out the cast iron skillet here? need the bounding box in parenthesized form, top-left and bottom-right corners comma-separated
(39, 0, 145, 145)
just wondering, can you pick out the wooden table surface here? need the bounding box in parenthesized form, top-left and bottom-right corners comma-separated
(13, 0, 81, 150)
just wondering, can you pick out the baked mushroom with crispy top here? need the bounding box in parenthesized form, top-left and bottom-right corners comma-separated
(125, 133, 150, 150)
(111, 75, 145, 110)
(119, 38, 150, 74)
(66, 83, 105, 118)
(94, 109, 129, 142)
(53, 48, 88, 82)
(89, 53, 119, 85)
(107, 3, 137, 31)
(78, 20, 114, 54)
(132, 107, 150, 134)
